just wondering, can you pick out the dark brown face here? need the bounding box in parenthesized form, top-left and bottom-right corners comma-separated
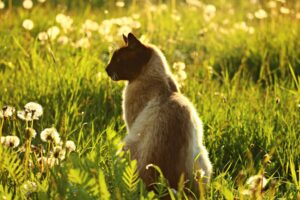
(105, 33, 152, 81)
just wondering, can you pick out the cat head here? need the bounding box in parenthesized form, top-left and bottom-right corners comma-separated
(105, 33, 152, 81)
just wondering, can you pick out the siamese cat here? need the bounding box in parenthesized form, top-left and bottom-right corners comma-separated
(106, 33, 212, 191)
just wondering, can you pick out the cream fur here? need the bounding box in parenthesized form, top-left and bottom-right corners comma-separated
(122, 44, 212, 188)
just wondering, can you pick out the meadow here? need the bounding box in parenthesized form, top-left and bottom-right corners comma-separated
(0, 0, 300, 199)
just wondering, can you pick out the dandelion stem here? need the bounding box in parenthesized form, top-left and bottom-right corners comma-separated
(0, 118, 4, 138)
(24, 136, 32, 177)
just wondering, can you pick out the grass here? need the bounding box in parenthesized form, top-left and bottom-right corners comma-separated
(0, 0, 300, 199)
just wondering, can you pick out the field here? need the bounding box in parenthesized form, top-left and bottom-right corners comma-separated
(0, 0, 300, 199)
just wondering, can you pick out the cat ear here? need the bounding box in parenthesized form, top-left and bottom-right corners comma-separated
(123, 34, 128, 44)
(127, 33, 142, 49)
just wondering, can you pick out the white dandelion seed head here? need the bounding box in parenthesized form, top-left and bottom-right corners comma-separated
(26, 127, 37, 138)
(267, 1, 277, 9)
(203, 4, 216, 21)
(73, 38, 90, 49)
(4, 136, 20, 148)
(21, 181, 38, 195)
(52, 146, 66, 160)
(116, 1, 125, 8)
(40, 128, 60, 144)
(246, 175, 268, 190)
(56, 13, 73, 33)
(66, 140, 76, 152)
(47, 26, 60, 40)
(1, 136, 5, 144)
(0, 105, 15, 118)
(38, 156, 58, 168)
(17, 110, 38, 121)
(57, 35, 69, 45)
(0, 1, 5, 9)
(23, 0, 33, 9)
(38, 32, 49, 41)
(81, 19, 99, 32)
(24, 102, 43, 118)
(254, 9, 268, 19)
(22, 19, 34, 30)
(280, 7, 290, 15)
(172, 62, 186, 71)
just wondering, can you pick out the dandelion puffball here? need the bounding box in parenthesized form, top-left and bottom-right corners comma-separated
(47, 26, 60, 40)
(22, 19, 34, 30)
(25, 102, 43, 118)
(0, 1, 5, 9)
(23, 0, 33, 9)
(0, 106, 15, 118)
(40, 128, 61, 144)
(254, 9, 268, 19)
(38, 32, 49, 41)
(3, 136, 20, 148)
(66, 140, 76, 152)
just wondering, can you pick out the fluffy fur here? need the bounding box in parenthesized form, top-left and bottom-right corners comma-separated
(106, 33, 212, 190)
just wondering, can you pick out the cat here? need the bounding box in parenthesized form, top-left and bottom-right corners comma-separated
(106, 33, 212, 191)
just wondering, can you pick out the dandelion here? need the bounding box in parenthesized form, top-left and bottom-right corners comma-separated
(47, 26, 60, 40)
(52, 146, 66, 160)
(186, 0, 203, 8)
(254, 9, 268, 19)
(22, 19, 34, 30)
(194, 169, 205, 181)
(0, 136, 5, 144)
(57, 35, 69, 45)
(267, 1, 277, 9)
(56, 13, 73, 33)
(243, 175, 268, 194)
(116, 1, 125, 8)
(203, 4, 216, 21)
(21, 181, 38, 196)
(0, 106, 15, 118)
(25, 102, 43, 118)
(22, 0, 33, 9)
(3, 136, 20, 148)
(280, 7, 290, 15)
(173, 62, 186, 71)
(66, 140, 76, 152)
(38, 156, 58, 168)
(38, 32, 48, 41)
(25, 127, 37, 139)
(73, 38, 90, 49)
(40, 128, 60, 144)
(82, 19, 99, 32)
(17, 111, 38, 121)
(0, 1, 5, 9)
(247, 13, 254, 20)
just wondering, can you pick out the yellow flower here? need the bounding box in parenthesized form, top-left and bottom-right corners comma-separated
(22, 19, 34, 30)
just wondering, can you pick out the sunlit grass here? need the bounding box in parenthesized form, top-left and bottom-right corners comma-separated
(0, 0, 300, 199)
